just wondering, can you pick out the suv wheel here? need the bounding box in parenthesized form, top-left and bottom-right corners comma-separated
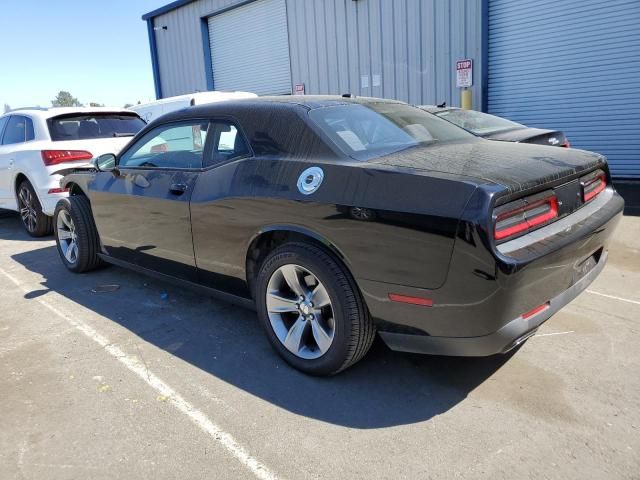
(17, 180, 52, 237)
(256, 242, 375, 376)
(54, 196, 105, 273)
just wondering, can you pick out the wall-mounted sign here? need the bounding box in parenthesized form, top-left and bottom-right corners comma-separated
(456, 59, 473, 88)
(294, 83, 305, 95)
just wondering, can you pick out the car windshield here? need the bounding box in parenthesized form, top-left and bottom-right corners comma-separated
(308, 103, 473, 161)
(435, 109, 524, 136)
(48, 113, 146, 141)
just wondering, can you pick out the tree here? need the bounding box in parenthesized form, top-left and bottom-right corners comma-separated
(3, 104, 10, 113)
(123, 103, 133, 109)
(89, 102, 104, 107)
(51, 91, 82, 107)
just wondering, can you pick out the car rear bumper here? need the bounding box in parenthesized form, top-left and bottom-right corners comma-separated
(359, 187, 623, 356)
(38, 187, 68, 215)
(377, 249, 607, 356)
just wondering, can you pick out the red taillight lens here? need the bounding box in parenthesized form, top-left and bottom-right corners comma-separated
(582, 172, 606, 202)
(494, 194, 559, 241)
(41, 150, 93, 166)
(562, 138, 570, 148)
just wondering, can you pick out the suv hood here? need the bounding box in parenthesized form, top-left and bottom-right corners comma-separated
(369, 139, 606, 195)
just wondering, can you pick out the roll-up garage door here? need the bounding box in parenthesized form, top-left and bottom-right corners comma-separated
(208, 0, 292, 96)
(487, 0, 640, 178)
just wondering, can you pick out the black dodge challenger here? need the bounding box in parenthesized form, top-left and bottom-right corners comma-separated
(53, 96, 623, 375)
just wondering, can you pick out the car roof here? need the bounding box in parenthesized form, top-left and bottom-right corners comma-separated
(2, 106, 137, 120)
(155, 95, 406, 123)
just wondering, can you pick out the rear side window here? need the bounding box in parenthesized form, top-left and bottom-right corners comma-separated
(119, 121, 209, 169)
(206, 122, 250, 167)
(1, 116, 29, 145)
(0, 117, 9, 141)
(25, 118, 35, 141)
(47, 113, 145, 141)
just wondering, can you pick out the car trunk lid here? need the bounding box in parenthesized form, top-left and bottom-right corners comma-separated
(368, 139, 606, 196)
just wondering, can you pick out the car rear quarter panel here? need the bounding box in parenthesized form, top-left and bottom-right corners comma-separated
(189, 157, 478, 296)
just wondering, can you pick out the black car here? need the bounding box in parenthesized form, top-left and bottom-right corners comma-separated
(53, 96, 623, 376)
(420, 105, 570, 148)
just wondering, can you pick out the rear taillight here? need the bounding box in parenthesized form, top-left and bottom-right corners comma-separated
(562, 138, 570, 148)
(41, 150, 93, 166)
(581, 171, 606, 202)
(494, 193, 559, 241)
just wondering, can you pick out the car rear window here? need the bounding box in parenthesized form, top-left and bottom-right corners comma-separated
(47, 113, 145, 141)
(308, 103, 474, 161)
(435, 109, 524, 136)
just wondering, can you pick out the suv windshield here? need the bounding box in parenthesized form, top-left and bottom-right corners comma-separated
(435, 109, 524, 136)
(48, 113, 145, 141)
(308, 103, 473, 161)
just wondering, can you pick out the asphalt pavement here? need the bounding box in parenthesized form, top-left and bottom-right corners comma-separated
(1, 211, 638, 480)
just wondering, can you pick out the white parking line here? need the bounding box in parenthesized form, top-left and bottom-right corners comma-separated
(0, 267, 280, 480)
(586, 289, 640, 306)
(533, 331, 574, 338)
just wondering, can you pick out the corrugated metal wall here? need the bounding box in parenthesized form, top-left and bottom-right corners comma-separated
(151, 0, 483, 108)
(287, 0, 482, 107)
(208, 0, 292, 95)
(151, 0, 248, 98)
(487, 0, 640, 178)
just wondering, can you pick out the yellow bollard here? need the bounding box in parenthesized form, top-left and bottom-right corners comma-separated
(461, 88, 472, 110)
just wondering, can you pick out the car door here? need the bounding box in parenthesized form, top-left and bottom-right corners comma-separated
(188, 120, 255, 293)
(88, 120, 211, 281)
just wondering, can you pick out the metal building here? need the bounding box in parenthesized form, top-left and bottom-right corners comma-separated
(143, 0, 640, 179)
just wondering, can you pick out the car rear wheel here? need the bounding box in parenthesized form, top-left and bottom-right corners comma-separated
(54, 196, 105, 273)
(17, 180, 52, 237)
(256, 242, 375, 376)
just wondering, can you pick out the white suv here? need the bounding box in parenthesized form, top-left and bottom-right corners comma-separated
(0, 107, 145, 236)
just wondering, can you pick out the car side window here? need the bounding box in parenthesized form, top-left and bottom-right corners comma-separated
(25, 118, 35, 141)
(2, 115, 28, 145)
(119, 121, 209, 169)
(0, 117, 9, 142)
(205, 122, 250, 167)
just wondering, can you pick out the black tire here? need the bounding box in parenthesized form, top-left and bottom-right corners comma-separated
(256, 242, 375, 376)
(53, 196, 105, 273)
(17, 180, 52, 237)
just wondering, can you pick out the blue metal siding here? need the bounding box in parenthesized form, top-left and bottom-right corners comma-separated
(487, 0, 640, 178)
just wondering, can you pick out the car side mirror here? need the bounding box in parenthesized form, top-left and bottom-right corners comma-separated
(94, 153, 117, 173)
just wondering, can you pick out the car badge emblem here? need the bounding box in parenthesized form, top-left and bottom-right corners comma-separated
(297, 167, 324, 195)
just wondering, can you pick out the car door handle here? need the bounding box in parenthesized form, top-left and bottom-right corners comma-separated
(169, 183, 187, 195)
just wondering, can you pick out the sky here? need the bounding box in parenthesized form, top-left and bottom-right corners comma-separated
(0, 0, 167, 110)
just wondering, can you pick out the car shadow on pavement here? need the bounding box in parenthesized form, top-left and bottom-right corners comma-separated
(0, 211, 55, 242)
(8, 231, 514, 429)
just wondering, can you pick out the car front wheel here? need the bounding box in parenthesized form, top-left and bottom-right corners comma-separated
(256, 242, 375, 376)
(54, 196, 104, 273)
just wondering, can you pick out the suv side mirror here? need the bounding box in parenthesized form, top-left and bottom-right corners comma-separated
(94, 153, 117, 173)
